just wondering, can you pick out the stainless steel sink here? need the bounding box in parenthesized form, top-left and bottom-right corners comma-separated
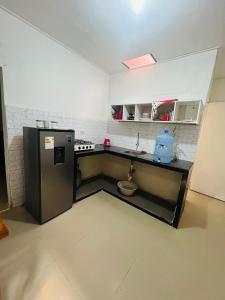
(124, 133, 147, 156)
(124, 150, 147, 156)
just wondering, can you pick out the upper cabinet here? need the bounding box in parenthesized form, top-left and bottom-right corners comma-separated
(111, 100, 202, 124)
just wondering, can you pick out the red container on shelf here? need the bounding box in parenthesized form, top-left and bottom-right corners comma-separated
(162, 114, 170, 121)
(114, 111, 123, 120)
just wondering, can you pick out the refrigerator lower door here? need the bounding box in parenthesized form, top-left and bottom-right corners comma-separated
(39, 131, 74, 222)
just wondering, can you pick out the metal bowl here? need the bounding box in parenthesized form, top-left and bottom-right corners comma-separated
(117, 181, 138, 196)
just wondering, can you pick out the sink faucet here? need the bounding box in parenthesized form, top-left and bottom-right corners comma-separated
(136, 132, 140, 151)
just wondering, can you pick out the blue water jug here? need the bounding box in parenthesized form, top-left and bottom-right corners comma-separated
(153, 128, 175, 163)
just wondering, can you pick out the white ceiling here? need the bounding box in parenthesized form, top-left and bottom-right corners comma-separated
(0, 0, 225, 76)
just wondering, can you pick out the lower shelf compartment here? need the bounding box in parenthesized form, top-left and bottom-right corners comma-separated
(75, 175, 175, 226)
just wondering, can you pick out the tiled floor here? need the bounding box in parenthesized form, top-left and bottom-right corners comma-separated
(1, 190, 225, 300)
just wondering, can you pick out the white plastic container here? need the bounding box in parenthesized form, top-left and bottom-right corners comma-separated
(50, 121, 58, 129)
(142, 112, 150, 118)
(153, 128, 175, 163)
(36, 120, 45, 128)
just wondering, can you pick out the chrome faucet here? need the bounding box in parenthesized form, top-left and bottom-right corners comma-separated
(136, 132, 140, 151)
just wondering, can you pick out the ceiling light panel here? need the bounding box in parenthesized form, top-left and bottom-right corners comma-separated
(122, 54, 157, 69)
(131, 0, 144, 14)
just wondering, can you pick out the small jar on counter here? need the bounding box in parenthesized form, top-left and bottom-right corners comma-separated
(36, 120, 45, 128)
(50, 121, 58, 129)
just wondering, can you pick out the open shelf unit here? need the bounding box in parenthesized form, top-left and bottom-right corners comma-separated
(110, 100, 202, 124)
(135, 103, 152, 122)
(173, 101, 202, 123)
(111, 105, 123, 120)
(123, 104, 135, 121)
(152, 102, 175, 122)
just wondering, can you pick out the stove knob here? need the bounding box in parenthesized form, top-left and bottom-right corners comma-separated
(78, 146, 81, 150)
(86, 146, 88, 149)
(82, 146, 85, 149)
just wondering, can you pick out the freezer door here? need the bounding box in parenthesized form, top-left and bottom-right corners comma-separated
(39, 131, 74, 222)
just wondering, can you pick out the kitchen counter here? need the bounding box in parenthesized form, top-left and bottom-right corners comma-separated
(75, 144, 192, 174)
(74, 144, 192, 228)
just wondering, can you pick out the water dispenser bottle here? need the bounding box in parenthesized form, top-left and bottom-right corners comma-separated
(153, 128, 175, 163)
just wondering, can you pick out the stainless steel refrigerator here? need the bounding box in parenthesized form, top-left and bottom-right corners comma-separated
(23, 127, 74, 223)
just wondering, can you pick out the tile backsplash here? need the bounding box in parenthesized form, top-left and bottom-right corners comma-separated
(107, 120, 200, 162)
(5, 105, 107, 207)
(5, 105, 200, 207)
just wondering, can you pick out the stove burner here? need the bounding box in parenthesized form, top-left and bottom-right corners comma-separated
(74, 139, 95, 151)
(74, 139, 94, 145)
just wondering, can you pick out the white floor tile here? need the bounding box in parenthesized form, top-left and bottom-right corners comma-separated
(1, 190, 225, 300)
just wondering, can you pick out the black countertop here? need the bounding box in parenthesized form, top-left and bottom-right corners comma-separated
(74, 144, 192, 174)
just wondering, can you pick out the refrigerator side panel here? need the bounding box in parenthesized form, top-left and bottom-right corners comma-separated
(23, 127, 41, 222)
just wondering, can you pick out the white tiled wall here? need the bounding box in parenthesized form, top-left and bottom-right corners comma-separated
(5, 105, 107, 207)
(5, 105, 200, 207)
(107, 120, 199, 161)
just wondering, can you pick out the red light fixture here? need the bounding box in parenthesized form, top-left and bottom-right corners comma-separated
(122, 54, 157, 69)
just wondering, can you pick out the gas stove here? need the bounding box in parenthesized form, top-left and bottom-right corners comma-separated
(74, 139, 95, 151)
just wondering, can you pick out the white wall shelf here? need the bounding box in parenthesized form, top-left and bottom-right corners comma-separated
(123, 104, 135, 121)
(135, 104, 152, 122)
(173, 101, 202, 123)
(117, 120, 199, 125)
(111, 105, 123, 120)
(152, 102, 175, 122)
(111, 100, 202, 125)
